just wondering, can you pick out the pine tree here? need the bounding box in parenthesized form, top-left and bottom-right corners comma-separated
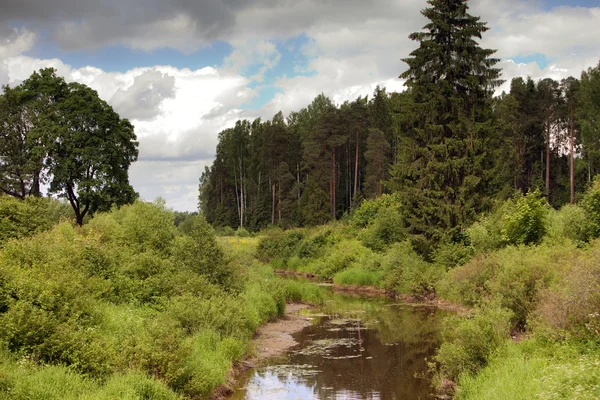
(364, 128, 390, 198)
(394, 0, 502, 246)
(579, 62, 600, 183)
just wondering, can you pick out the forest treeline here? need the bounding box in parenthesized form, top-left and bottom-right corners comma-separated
(200, 60, 600, 246)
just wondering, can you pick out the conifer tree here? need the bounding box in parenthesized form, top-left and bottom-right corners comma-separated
(394, 0, 502, 245)
(364, 128, 390, 198)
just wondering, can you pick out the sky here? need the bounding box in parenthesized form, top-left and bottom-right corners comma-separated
(1, 0, 598, 211)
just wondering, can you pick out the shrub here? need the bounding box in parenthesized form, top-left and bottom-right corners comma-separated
(282, 279, 324, 305)
(0, 196, 55, 245)
(502, 189, 548, 246)
(310, 239, 373, 279)
(381, 241, 444, 297)
(351, 193, 401, 228)
(256, 229, 305, 262)
(436, 305, 513, 380)
(433, 240, 475, 269)
(112, 200, 176, 254)
(214, 226, 235, 236)
(545, 205, 589, 245)
(171, 216, 236, 289)
(360, 207, 406, 251)
(582, 176, 600, 239)
(466, 200, 513, 253)
(533, 243, 600, 339)
(439, 244, 567, 328)
(333, 267, 384, 287)
(235, 227, 250, 237)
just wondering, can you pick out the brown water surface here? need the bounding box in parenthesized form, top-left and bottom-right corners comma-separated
(231, 291, 445, 400)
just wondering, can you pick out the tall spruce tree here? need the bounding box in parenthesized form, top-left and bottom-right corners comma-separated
(394, 0, 502, 247)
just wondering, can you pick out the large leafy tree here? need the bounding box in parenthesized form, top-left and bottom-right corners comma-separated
(0, 69, 68, 198)
(45, 82, 138, 225)
(394, 0, 502, 246)
(0, 68, 137, 225)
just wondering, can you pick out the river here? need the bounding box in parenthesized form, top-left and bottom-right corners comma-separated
(230, 286, 446, 400)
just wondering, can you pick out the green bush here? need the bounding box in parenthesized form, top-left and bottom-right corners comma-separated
(235, 227, 250, 237)
(466, 200, 513, 253)
(433, 240, 475, 269)
(171, 215, 237, 289)
(333, 267, 384, 287)
(545, 205, 589, 245)
(281, 279, 324, 305)
(214, 226, 235, 236)
(0, 196, 55, 245)
(112, 200, 176, 254)
(502, 189, 548, 246)
(381, 241, 443, 297)
(436, 305, 513, 379)
(351, 193, 401, 228)
(439, 244, 567, 328)
(256, 229, 305, 262)
(533, 243, 600, 339)
(582, 176, 600, 239)
(359, 207, 406, 251)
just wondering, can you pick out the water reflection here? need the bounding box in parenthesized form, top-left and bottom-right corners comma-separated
(231, 292, 445, 400)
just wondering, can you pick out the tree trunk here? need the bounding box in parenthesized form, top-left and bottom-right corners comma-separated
(545, 109, 551, 194)
(271, 182, 276, 225)
(354, 129, 359, 199)
(570, 104, 575, 204)
(331, 147, 336, 219)
(278, 171, 282, 223)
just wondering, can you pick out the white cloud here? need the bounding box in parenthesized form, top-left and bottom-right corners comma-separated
(223, 40, 281, 82)
(0, 28, 37, 85)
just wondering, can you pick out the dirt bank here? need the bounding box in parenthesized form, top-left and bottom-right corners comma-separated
(253, 303, 313, 359)
(213, 303, 313, 399)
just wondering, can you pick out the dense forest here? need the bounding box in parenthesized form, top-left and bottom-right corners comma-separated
(200, 35, 600, 249)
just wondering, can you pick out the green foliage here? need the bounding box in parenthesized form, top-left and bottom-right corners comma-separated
(281, 279, 324, 305)
(436, 305, 513, 380)
(465, 201, 511, 253)
(502, 189, 548, 245)
(0, 201, 296, 399)
(454, 342, 548, 400)
(333, 267, 384, 287)
(439, 244, 564, 328)
(256, 229, 306, 262)
(0, 196, 54, 245)
(545, 205, 590, 244)
(455, 340, 600, 400)
(171, 215, 237, 289)
(532, 243, 600, 339)
(351, 194, 401, 228)
(235, 226, 250, 237)
(359, 206, 406, 251)
(381, 241, 444, 297)
(111, 199, 176, 254)
(306, 239, 373, 279)
(433, 240, 475, 270)
(582, 176, 600, 239)
(214, 226, 236, 236)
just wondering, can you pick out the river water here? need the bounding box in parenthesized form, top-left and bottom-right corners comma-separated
(231, 289, 446, 400)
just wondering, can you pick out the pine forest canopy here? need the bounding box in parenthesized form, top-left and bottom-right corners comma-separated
(0, 68, 139, 225)
(199, 0, 600, 250)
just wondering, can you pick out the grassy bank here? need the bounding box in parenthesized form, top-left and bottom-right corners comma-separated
(252, 187, 600, 398)
(0, 200, 323, 399)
